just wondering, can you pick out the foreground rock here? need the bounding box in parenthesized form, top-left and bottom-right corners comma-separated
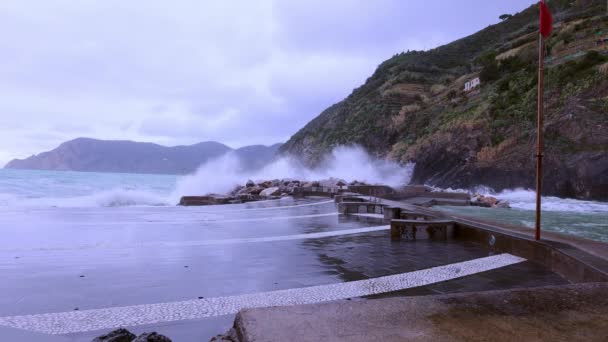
(92, 328, 135, 342)
(471, 195, 510, 209)
(259, 186, 280, 197)
(92, 329, 171, 342)
(133, 332, 172, 342)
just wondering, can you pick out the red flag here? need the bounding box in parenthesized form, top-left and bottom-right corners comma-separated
(539, 0, 553, 37)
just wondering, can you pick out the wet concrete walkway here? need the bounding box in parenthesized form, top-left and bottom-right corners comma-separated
(0, 198, 572, 341)
(230, 283, 608, 342)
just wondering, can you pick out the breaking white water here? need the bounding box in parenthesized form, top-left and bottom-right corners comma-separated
(436, 188, 608, 242)
(172, 146, 412, 202)
(0, 146, 412, 208)
(0, 145, 606, 241)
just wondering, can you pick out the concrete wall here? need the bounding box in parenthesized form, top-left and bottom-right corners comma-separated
(453, 223, 608, 283)
(338, 202, 385, 215)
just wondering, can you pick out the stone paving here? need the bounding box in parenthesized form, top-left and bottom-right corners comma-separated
(0, 254, 525, 335)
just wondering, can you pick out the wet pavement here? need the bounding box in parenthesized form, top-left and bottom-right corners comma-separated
(0, 198, 569, 341)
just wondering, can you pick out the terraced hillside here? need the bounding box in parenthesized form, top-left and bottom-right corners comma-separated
(280, 0, 608, 200)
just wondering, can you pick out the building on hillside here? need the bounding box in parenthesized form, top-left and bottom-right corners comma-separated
(464, 77, 481, 92)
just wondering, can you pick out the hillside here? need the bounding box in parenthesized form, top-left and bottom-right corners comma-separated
(280, 0, 608, 200)
(5, 138, 282, 174)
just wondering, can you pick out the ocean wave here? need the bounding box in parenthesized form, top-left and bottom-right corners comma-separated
(490, 188, 608, 213)
(0, 188, 171, 208)
(427, 185, 608, 214)
(170, 145, 415, 202)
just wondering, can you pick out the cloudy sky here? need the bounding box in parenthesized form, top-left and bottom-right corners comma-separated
(0, 0, 535, 164)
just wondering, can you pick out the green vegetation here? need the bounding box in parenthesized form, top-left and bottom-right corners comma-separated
(280, 0, 608, 168)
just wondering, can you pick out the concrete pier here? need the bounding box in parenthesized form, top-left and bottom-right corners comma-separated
(226, 283, 608, 342)
(214, 191, 608, 341)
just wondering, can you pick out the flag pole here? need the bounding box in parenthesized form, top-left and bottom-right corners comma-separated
(535, 33, 545, 241)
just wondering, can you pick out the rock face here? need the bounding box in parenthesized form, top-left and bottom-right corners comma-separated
(91, 328, 136, 342)
(5, 138, 282, 175)
(278, 1, 608, 201)
(471, 195, 510, 209)
(92, 329, 171, 342)
(260, 187, 280, 197)
(132, 332, 172, 342)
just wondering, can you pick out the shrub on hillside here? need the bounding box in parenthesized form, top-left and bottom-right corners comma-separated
(480, 61, 500, 82)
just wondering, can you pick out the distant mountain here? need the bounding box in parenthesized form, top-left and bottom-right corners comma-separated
(233, 143, 284, 171)
(4, 138, 282, 174)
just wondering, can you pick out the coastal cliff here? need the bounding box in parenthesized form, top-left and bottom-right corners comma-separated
(279, 0, 608, 200)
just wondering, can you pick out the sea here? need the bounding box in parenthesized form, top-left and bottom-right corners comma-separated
(0, 164, 607, 242)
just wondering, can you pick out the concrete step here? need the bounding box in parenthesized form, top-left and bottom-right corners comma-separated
(223, 283, 608, 342)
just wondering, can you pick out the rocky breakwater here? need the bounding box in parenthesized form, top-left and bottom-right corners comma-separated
(178, 178, 353, 206)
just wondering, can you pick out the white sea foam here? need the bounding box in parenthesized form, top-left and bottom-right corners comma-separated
(0, 188, 171, 208)
(490, 188, 608, 213)
(0, 146, 413, 208)
(427, 182, 608, 214)
(2, 147, 605, 214)
(170, 145, 414, 203)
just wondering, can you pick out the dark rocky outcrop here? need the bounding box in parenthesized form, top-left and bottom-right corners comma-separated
(91, 329, 171, 342)
(92, 328, 136, 342)
(132, 332, 172, 342)
(5, 138, 282, 175)
(279, 0, 608, 200)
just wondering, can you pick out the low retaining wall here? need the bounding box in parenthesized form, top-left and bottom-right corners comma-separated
(390, 219, 455, 241)
(347, 185, 396, 198)
(292, 186, 339, 198)
(334, 195, 367, 204)
(383, 206, 437, 220)
(179, 196, 232, 206)
(453, 222, 608, 283)
(337, 202, 385, 215)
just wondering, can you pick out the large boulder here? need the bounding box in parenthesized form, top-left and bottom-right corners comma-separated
(230, 185, 244, 196)
(245, 179, 255, 188)
(260, 187, 280, 197)
(246, 186, 263, 195)
(471, 195, 496, 208)
(92, 328, 136, 342)
(471, 195, 510, 208)
(236, 193, 259, 202)
(258, 181, 273, 188)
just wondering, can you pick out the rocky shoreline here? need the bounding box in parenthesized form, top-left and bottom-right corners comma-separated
(92, 328, 172, 341)
(178, 179, 510, 209)
(179, 177, 351, 206)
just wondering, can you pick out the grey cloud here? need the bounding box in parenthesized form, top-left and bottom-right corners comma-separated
(0, 0, 536, 165)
